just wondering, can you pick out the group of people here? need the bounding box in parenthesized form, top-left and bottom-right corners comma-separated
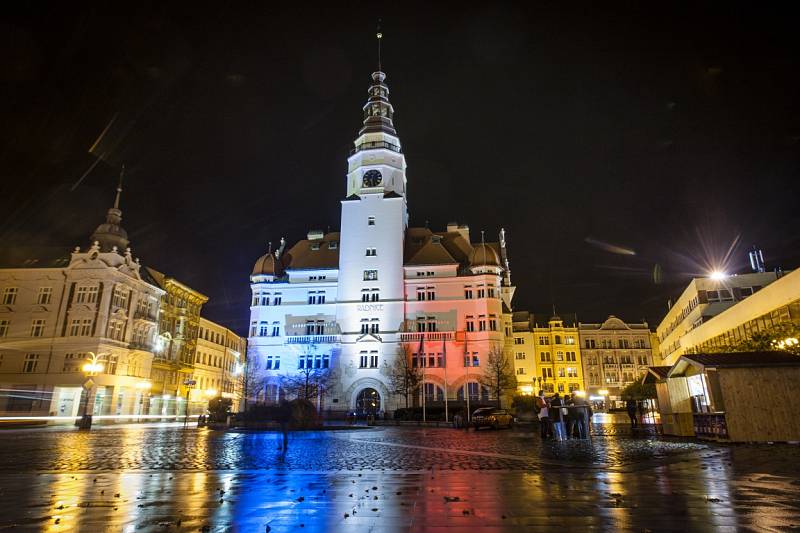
(534, 390, 593, 440)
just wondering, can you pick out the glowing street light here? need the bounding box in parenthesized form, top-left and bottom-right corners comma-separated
(79, 352, 107, 430)
(709, 270, 728, 281)
(598, 389, 609, 396)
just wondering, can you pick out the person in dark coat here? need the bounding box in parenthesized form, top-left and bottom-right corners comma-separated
(571, 394, 591, 439)
(564, 394, 575, 439)
(626, 398, 638, 429)
(550, 393, 565, 441)
(277, 400, 291, 450)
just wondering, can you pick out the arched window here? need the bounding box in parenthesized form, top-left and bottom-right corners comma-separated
(554, 335, 562, 344)
(420, 383, 444, 402)
(457, 382, 489, 402)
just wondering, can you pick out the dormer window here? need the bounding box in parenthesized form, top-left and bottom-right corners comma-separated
(311, 243, 320, 250)
(329, 241, 338, 249)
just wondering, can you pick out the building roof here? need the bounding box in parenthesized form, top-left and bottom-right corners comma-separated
(282, 232, 341, 271)
(145, 267, 209, 301)
(405, 237, 458, 266)
(642, 366, 672, 383)
(669, 351, 800, 377)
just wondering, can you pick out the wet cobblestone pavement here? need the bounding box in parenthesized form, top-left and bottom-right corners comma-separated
(0, 423, 799, 531)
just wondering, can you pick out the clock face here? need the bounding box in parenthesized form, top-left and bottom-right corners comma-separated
(362, 170, 383, 187)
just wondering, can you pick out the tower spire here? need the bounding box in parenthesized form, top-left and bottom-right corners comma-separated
(89, 164, 130, 253)
(376, 21, 383, 72)
(114, 164, 124, 210)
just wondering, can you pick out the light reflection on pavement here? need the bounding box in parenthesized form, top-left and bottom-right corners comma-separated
(0, 423, 798, 531)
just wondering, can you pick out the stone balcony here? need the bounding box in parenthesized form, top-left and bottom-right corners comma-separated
(285, 335, 341, 345)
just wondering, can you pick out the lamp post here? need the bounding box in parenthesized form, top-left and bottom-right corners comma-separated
(183, 379, 196, 428)
(135, 380, 152, 422)
(79, 352, 105, 430)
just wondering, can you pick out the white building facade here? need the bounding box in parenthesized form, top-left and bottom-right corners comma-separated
(0, 183, 164, 418)
(248, 69, 516, 415)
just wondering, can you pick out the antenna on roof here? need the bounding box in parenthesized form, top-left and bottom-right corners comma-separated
(114, 164, 125, 209)
(267, 242, 272, 254)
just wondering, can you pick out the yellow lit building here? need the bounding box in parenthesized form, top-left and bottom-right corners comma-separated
(144, 268, 209, 415)
(512, 312, 584, 395)
(195, 318, 246, 411)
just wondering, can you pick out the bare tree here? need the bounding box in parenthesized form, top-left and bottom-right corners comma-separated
(281, 344, 336, 403)
(241, 356, 265, 412)
(388, 343, 422, 408)
(480, 344, 517, 408)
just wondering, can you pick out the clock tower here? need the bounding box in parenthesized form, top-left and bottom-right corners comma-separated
(337, 67, 408, 404)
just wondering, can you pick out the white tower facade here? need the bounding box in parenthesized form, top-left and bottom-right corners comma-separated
(337, 71, 408, 405)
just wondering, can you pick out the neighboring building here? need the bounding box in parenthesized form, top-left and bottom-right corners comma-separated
(656, 271, 783, 366)
(674, 268, 800, 357)
(0, 179, 164, 417)
(144, 268, 209, 416)
(248, 67, 516, 414)
(511, 312, 583, 396)
(195, 318, 246, 410)
(579, 316, 658, 407)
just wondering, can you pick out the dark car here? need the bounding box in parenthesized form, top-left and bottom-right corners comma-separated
(471, 408, 515, 430)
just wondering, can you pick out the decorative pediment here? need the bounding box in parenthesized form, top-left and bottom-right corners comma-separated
(355, 333, 382, 343)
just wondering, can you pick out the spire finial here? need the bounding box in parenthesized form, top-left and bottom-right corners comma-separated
(376, 20, 383, 72)
(114, 164, 125, 210)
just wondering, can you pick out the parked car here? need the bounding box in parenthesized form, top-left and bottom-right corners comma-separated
(472, 407, 515, 430)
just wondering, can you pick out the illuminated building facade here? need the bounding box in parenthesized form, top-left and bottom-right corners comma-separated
(0, 181, 164, 418)
(195, 317, 246, 410)
(656, 271, 781, 365)
(144, 268, 208, 415)
(669, 268, 800, 357)
(578, 316, 658, 407)
(248, 68, 516, 414)
(511, 312, 584, 396)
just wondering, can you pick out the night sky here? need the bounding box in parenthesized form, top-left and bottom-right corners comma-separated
(2, 4, 798, 334)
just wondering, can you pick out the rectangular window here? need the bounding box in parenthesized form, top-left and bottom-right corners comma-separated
(361, 322, 369, 334)
(365, 248, 377, 256)
(566, 351, 576, 362)
(30, 319, 46, 337)
(112, 287, 129, 308)
(1, 287, 18, 305)
(539, 336, 550, 345)
(371, 291, 379, 302)
(69, 319, 81, 336)
(0, 320, 9, 337)
(472, 354, 480, 367)
(363, 270, 378, 281)
(271, 323, 280, 337)
(466, 319, 475, 332)
(417, 288, 425, 301)
(565, 336, 575, 345)
(427, 288, 435, 301)
(368, 216, 375, 226)
(362, 291, 370, 302)
(37, 287, 53, 305)
(542, 368, 553, 379)
(23, 353, 40, 373)
(370, 322, 379, 334)
(585, 338, 596, 349)
(464, 287, 473, 299)
(540, 352, 551, 362)
(515, 352, 526, 360)
(516, 367, 525, 375)
(477, 288, 486, 298)
(359, 352, 368, 368)
(251, 292, 259, 306)
(273, 294, 282, 305)
(489, 319, 497, 331)
(80, 319, 92, 336)
(514, 337, 525, 345)
(370, 352, 378, 368)
(259, 321, 268, 336)
(479, 320, 486, 331)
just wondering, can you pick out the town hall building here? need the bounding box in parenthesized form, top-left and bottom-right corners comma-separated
(248, 67, 516, 415)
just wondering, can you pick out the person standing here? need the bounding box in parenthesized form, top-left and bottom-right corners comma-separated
(535, 390, 552, 440)
(571, 394, 590, 439)
(550, 393, 565, 441)
(626, 398, 638, 429)
(564, 393, 575, 439)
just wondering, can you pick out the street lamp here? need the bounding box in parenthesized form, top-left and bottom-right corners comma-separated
(183, 379, 196, 428)
(135, 381, 151, 422)
(79, 352, 105, 430)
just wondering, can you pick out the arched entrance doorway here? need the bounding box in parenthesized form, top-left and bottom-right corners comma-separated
(356, 388, 381, 415)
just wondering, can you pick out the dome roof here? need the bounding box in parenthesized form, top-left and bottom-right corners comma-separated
(252, 253, 280, 276)
(90, 207, 129, 252)
(468, 243, 501, 267)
